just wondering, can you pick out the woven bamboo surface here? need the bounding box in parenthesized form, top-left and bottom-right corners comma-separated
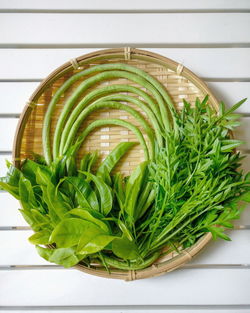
(13, 48, 219, 280)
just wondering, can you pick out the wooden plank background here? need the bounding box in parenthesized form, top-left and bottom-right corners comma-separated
(0, 0, 249, 312)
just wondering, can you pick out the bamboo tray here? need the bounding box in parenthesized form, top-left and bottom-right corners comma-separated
(13, 48, 219, 281)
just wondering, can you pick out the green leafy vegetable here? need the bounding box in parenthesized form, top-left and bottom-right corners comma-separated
(112, 236, 139, 260)
(49, 217, 99, 248)
(1, 62, 249, 272)
(79, 171, 113, 216)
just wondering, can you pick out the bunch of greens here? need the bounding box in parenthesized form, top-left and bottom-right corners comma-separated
(1, 63, 249, 270)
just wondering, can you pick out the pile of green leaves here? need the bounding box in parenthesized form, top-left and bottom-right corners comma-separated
(1, 63, 250, 270)
(0, 143, 159, 269)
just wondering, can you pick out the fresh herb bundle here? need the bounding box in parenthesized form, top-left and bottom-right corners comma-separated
(0, 63, 249, 270)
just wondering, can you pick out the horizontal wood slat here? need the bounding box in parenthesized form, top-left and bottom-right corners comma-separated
(0, 230, 249, 266)
(0, 14, 249, 45)
(0, 118, 18, 151)
(0, 48, 250, 80)
(0, 193, 23, 226)
(0, 81, 249, 114)
(0, 0, 249, 11)
(0, 83, 39, 114)
(0, 268, 250, 305)
(1, 305, 250, 313)
(207, 82, 250, 110)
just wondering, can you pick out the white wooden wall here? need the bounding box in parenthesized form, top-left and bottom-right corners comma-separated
(0, 1, 250, 312)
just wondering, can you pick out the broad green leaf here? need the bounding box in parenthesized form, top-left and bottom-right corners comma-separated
(19, 175, 37, 210)
(76, 224, 104, 253)
(66, 156, 77, 177)
(112, 237, 139, 260)
(22, 159, 45, 185)
(36, 246, 79, 268)
(51, 155, 68, 181)
(136, 188, 155, 220)
(80, 172, 112, 215)
(97, 142, 137, 177)
(77, 233, 115, 256)
(125, 161, 148, 219)
(64, 177, 99, 211)
(30, 209, 52, 229)
(35, 245, 53, 261)
(117, 219, 133, 241)
(79, 151, 98, 175)
(97, 166, 112, 186)
(40, 185, 60, 225)
(19, 209, 41, 231)
(0, 181, 19, 199)
(79, 153, 91, 173)
(1, 162, 21, 187)
(113, 172, 125, 209)
(49, 247, 79, 267)
(36, 167, 52, 185)
(29, 230, 51, 245)
(46, 183, 71, 219)
(64, 208, 109, 232)
(86, 151, 99, 173)
(52, 145, 77, 180)
(49, 217, 102, 248)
